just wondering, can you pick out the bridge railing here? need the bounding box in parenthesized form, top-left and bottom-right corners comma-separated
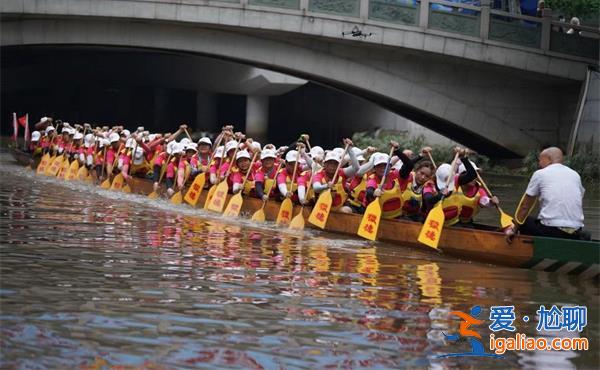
(222, 0, 598, 62)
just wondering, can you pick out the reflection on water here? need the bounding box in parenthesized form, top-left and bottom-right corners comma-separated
(0, 155, 598, 369)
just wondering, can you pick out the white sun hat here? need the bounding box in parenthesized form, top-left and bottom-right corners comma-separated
(345, 147, 364, 162)
(185, 143, 198, 152)
(236, 149, 251, 161)
(44, 126, 55, 135)
(125, 137, 136, 149)
(324, 151, 341, 163)
(285, 150, 298, 163)
(180, 138, 191, 147)
(166, 141, 177, 155)
(261, 149, 276, 160)
(31, 131, 41, 142)
(171, 142, 184, 155)
(213, 146, 225, 159)
(133, 147, 145, 165)
(109, 132, 120, 143)
(310, 146, 324, 158)
(198, 137, 212, 146)
(73, 132, 84, 140)
(225, 140, 238, 153)
(372, 153, 390, 166)
(121, 129, 131, 137)
(435, 163, 455, 192)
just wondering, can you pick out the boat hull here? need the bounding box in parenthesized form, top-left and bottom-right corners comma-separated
(11, 149, 600, 278)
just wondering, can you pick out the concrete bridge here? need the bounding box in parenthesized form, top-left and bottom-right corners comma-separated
(1, 0, 598, 156)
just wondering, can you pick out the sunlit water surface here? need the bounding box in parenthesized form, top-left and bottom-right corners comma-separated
(1, 154, 598, 369)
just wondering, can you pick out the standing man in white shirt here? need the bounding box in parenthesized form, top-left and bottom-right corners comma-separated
(507, 147, 587, 240)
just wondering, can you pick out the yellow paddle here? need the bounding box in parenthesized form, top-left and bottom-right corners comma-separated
(99, 148, 111, 189)
(36, 152, 51, 174)
(171, 161, 192, 205)
(357, 147, 395, 241)
(148, 153, 172, 199)
(276, 147, 300, 226)
(207, 138, 242, 212)
(308, 144, 350, 229)
(203, 136, 233, 210)
(57, 156, 71, 179)
(475, 172, 514, 229)
(76, 164, 88, 180)
(184, 132, 224, 206)
(123, 140, 138, 193)
(45, 154, 64, 176)
(251, 154, 283, 222)
(289, 146, 316, 230)
(418, 152, 460, 249)
(109, 145, 126, 191)
(223, 152, 258, 217)
(65, 157, 80, 180)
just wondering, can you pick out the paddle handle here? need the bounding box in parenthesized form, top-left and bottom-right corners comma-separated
(184, 128, 193, 141)
(157, 153, 173, 185)
(426, 152, 437, 170)
(330, 143, 351, 186)
(377, 147, 396, 190)
(443, 152, 461, 195)
(287, 146, 301, 193)
(241, 152, 259, 188)
(223, 137, 244, 179)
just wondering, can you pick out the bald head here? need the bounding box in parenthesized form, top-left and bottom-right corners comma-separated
(538, 147, 563, 168)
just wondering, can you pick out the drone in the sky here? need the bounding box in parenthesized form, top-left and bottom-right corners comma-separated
(342, 26, 374, 39)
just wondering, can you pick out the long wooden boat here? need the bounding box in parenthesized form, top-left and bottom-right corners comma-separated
(13, 149, 600, 279)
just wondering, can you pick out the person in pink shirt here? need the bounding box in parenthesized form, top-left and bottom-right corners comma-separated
(229, 150, 257, 195)
(254, 148, 279, 200)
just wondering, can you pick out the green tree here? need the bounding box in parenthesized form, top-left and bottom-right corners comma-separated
(546, 0, 600, 23)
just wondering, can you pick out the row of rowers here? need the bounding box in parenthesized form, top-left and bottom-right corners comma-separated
(30, 123, 494, 226)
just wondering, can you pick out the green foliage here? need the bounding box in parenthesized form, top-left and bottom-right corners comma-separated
(521, 143, 599, 182)
(545, 0, 600, 22)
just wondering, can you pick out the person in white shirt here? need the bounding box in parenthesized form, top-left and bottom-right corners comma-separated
(507, 147, 587, 240)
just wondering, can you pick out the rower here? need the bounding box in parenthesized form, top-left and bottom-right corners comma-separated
(311, 138, 359, 210)
(506, 147, 587, 240)
(340, 146, 376, 214)
(454, 160, 499, 226)
(254, 148, 279, 201)
(277, 150, 301, 203)
(400, 158, 436, 222)
(165, 142, 184, 197)
(364, 142, 415, 219)
(230, 150, 256, 195)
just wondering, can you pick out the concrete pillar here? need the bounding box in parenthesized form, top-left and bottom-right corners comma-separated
(540, 8, 553, 51)
(246, 95, 269, 143)
(360, 0, 369, 20)
(480, 0, 490, 40)
(195, 91, 218, 133)
(419, 0, 430, 29)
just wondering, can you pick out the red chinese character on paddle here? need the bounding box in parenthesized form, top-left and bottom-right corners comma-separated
(316, 212, 325, 222)
(282, 211, 289, 219)
(367, 214, 377, 224)
(425, 230, 436, 241)
(193, 184, 201, 191)
(189, 191, 197, 200)
(363, 223, 374, 234)
(232, 204, 239, 211)
(319, 203, 328, 211)
(214, 199, 221, 206)
(428, 220, 440, 230)
(216, 191, 225, 197)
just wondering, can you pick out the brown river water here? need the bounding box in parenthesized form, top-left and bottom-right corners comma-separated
(1, 153, 598, 369)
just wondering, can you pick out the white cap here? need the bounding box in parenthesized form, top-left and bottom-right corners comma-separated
(133, 147, 145, 164)
(333, 147, 344, 157)
(458, 160, 479, 174)
(180, 138, 191, 147)
(198, 137, 212, 146)
(137, 126, 145, 132)
(346, 147, 364, 162)
(285, 150, 298, 163)
(109, 132, 120, 143)
(250, 141, 262, 152)
(310, 146, 324, 158)
(121, 129, 131, 137)
(148, 134, 157, 142)
(372, 153, 390, 166)
(213, 146, 225, 159)
(73, 132, 84, 140)
(185, 143, 198, 152)
(125, 137, 136, 149)
(40, 117, 49, 123)
(45, 126, 55, 135)
(99, 138, 110, 148)
(225, 140, 238, 153)
(171, 142, 184, 155)
(261, 149, 277, 160)
(236, 150, 251, 161)
(324, 151, 341, 163)
(31, 131, 41, 142)
(436, 163, 455, 192)
(166, 141, 177, 155)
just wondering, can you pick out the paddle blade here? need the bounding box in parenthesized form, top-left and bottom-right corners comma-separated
(148, 191, 159, 199)
(206, 182, 229, 212)
(57, 159, 70, 179)
(499, 208, 514, 229)
(223, 193, 243, 217)
(122, 184, 132, 194)
(357, 199, 382, 241)
(100, 178, 111, 189)
(171, 191, 182, 204)
(184, 174, 206, 206)
(66, 160, 80, 180)
(308, 190, 332, 229)
(203, 185, 217, 209)
(76, 165, 88, 180)
(110, 173, 125, 191)
(45, 155, 63, 176)
(276, 198, 293, 225)
(251, 208, 266, 222)
(418, 202, 444, 249)
(289, 210, 305, 230)
(36, 154, 50, 174)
